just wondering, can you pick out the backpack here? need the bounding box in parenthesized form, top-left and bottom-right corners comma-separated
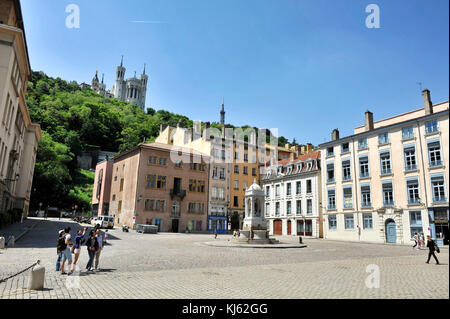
(434, 242, 440, 253)
(57, 236, 67, 251)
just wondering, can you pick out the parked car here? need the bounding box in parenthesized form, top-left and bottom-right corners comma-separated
(94, 216, 114, 229)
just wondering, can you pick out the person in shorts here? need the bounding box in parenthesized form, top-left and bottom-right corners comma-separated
(60, 227, 74, 275)
(72, 228, 87, 272)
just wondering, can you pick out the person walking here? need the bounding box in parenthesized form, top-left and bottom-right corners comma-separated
(104, 229, 108, 245)
(94, 229, 104, 271)
(56, 230, 65, 271)
(214, 228, 218, 239)
(412, 232, 419, 250)
(60, 227, 74, 274)
(72, 228, 87, 272)
(85, 230, 97, 272)
(425, 235, 440, 265)
(420, 232, 425, 249)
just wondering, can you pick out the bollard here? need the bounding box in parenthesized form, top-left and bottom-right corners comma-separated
(0, 237, 5, 249)
(28, 261, 45, 290)
(299, 236, 303, 244)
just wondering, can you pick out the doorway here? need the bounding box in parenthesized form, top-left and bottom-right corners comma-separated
(385, 219, 397, 243)
(287, 220, 292, 235)
(171, 219, 179, 233)
(273, 220, 282, 235)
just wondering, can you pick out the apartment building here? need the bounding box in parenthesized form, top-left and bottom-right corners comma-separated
(91, 159, 113, 216)
(262, 151, 322, 238)
(319, 90, 449, 246)
(106, 142, 210, 232)
(0, 0, 41, 218)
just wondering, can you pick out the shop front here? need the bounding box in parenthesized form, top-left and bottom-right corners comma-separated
(429, 207, 449, 246)
(208, 215, 228, 234)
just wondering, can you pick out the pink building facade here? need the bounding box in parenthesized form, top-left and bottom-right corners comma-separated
(92, 159, 113, 216)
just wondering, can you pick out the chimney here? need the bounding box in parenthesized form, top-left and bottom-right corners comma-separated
(365, 110, 374, 131)
(332, 129, 339, 141)
(285, 143, 290, 149)
(203, 122, 210, 141)
(423, 89, 433, 115)
(306, 143, 313, 153)
(290, 152, 295, 160)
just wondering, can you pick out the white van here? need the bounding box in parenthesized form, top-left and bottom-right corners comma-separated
(95, 216, 114, 229)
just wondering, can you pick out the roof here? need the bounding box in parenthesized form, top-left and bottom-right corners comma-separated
(277, 151, 321, 166)
(142, 142, 210, 158)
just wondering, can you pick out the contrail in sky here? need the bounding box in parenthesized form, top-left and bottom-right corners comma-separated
(130, 20, 168, 24)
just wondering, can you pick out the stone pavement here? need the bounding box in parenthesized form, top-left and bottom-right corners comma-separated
(0, 218, 42, 244)
(0, 218, 448, 299)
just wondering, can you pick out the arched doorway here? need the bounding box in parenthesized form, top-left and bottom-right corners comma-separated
(385, 219, 397, 243)
(287, 220, 292, 235)
(273, 220, 282, 235)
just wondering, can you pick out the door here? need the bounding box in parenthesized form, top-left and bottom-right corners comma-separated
(287, 220, 292, 235)
(297, 220, 304, 235)
(273, 220, 282, 235)
(172, 219, 179, 233)
(386, 220, 397, 243)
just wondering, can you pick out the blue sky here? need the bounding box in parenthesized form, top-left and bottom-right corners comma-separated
(21, 0, 449, 145)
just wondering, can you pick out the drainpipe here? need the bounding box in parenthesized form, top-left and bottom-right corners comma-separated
(351, 138, 361, 241)
(416, 120, 430, 235)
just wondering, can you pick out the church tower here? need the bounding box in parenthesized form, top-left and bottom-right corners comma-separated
(114, 56, 126, 99)
(220, 98, 225, 125)
(139, 64, 148, 110)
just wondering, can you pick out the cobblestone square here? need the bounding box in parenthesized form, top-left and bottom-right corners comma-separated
(0, 218, 448, 299)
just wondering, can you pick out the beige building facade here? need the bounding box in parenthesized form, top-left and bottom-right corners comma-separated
(107, 142, 210, 232)
(320, 90, 449, 246)
(91, 159, 114, 216)
(0, 0, 41, 218)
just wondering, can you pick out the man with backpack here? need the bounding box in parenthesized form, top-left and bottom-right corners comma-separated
(56, 230, 65, 271)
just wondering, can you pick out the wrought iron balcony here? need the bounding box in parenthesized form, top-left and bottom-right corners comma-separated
(170, 189, 186, 200)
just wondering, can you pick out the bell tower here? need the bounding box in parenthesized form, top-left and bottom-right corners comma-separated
(114, 55, 126, 99)
(220, 98, 225, 125)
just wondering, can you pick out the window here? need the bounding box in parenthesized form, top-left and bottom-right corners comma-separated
(265, 186, 270, 197)
(296, 200, 302, 215)
(382, 182, 394, 206)
(425, 120, 439, 134)
(252, 168, 257, 176)
(188, 203, 205, 213)
(327, 147, 334, 157)
(234, 152, 239, 160)
(363, 214, 373, 229)
(345, 215, 354, 229)
(112, 194, 116, 201)
(328, 189, 336, 209)
(233, 196, 239, 207)
(157, 176, 166, 189)
(244, 153, 248, 162)
(431, 175, 446, 202)
(234, 165, 239, 174)
(409, 211, 423, 238)
(328, 215, 337, 230)
(428, 141, 442, 167)
(343, 187, 353, 209)
(212, 187, 218, 200)
(219, 188, 225, 200)
(144, 199, 166, 212)
(114, 176, 117, 182)
(265, 203, 270, 217)
(197, 180, 205, 193)
(146, 175, 156, 188)
(307, 199, 312, 214)
(275, 202, 280, 216)
(275, 185, 281, 197)
(243, 166, 248, 175)
(243, 181, 248, 190)
(402, 126, 414, 140)
(361, 185, 371, 207)
(221, 150, 226, 160)
(296, 181, 301, 194)
(286, 183, 292, 196)
(380, 151, 392, 175)
(341, 143, 349, 153)
(359, 156, 369, 178)
(358, 138, 368, 150)
(119, 178, 124, 192)
(378, 133, 389, 145)
(342, 160, 351, 181)
(189, 179, 197, 192)
(287, 201, 292, 215)
(407, 179, 420, 204)
(306, 180, 312, 194)
(234, 180, 239, 190)
(212, 167, 219, 179)
(404, 146, 417, 171)
(327, 163, 335, 183)
(175, 160, 183, 168)
(220, 168, 226, 180)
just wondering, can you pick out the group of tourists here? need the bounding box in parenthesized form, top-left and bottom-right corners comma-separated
(56, 224, 105, 275)
(412, 232, 441, 265)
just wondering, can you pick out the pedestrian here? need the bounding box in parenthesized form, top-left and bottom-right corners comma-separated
(425, 235, 440, 265)
(94, 229, 104, 271)
(237, 230, 240, 238)
(72, 228, 87, 272)
(412, 232, 419, 249)
(85, 230, 97, 272)
(104, 229, 108, 245)
(214, 228, 218, 239)
(60, 227, 74, 275)
(56, 230, 65, 271)
(420, 232, 425, 249)
(233, 230, 236, 238)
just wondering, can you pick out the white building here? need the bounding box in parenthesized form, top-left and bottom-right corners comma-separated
(319, 90, 449, 246)
(262, 151, 323, 238)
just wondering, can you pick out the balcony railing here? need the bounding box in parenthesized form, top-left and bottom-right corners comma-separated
(171, 210, 181, 218)
(170, 189, 186, 200)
